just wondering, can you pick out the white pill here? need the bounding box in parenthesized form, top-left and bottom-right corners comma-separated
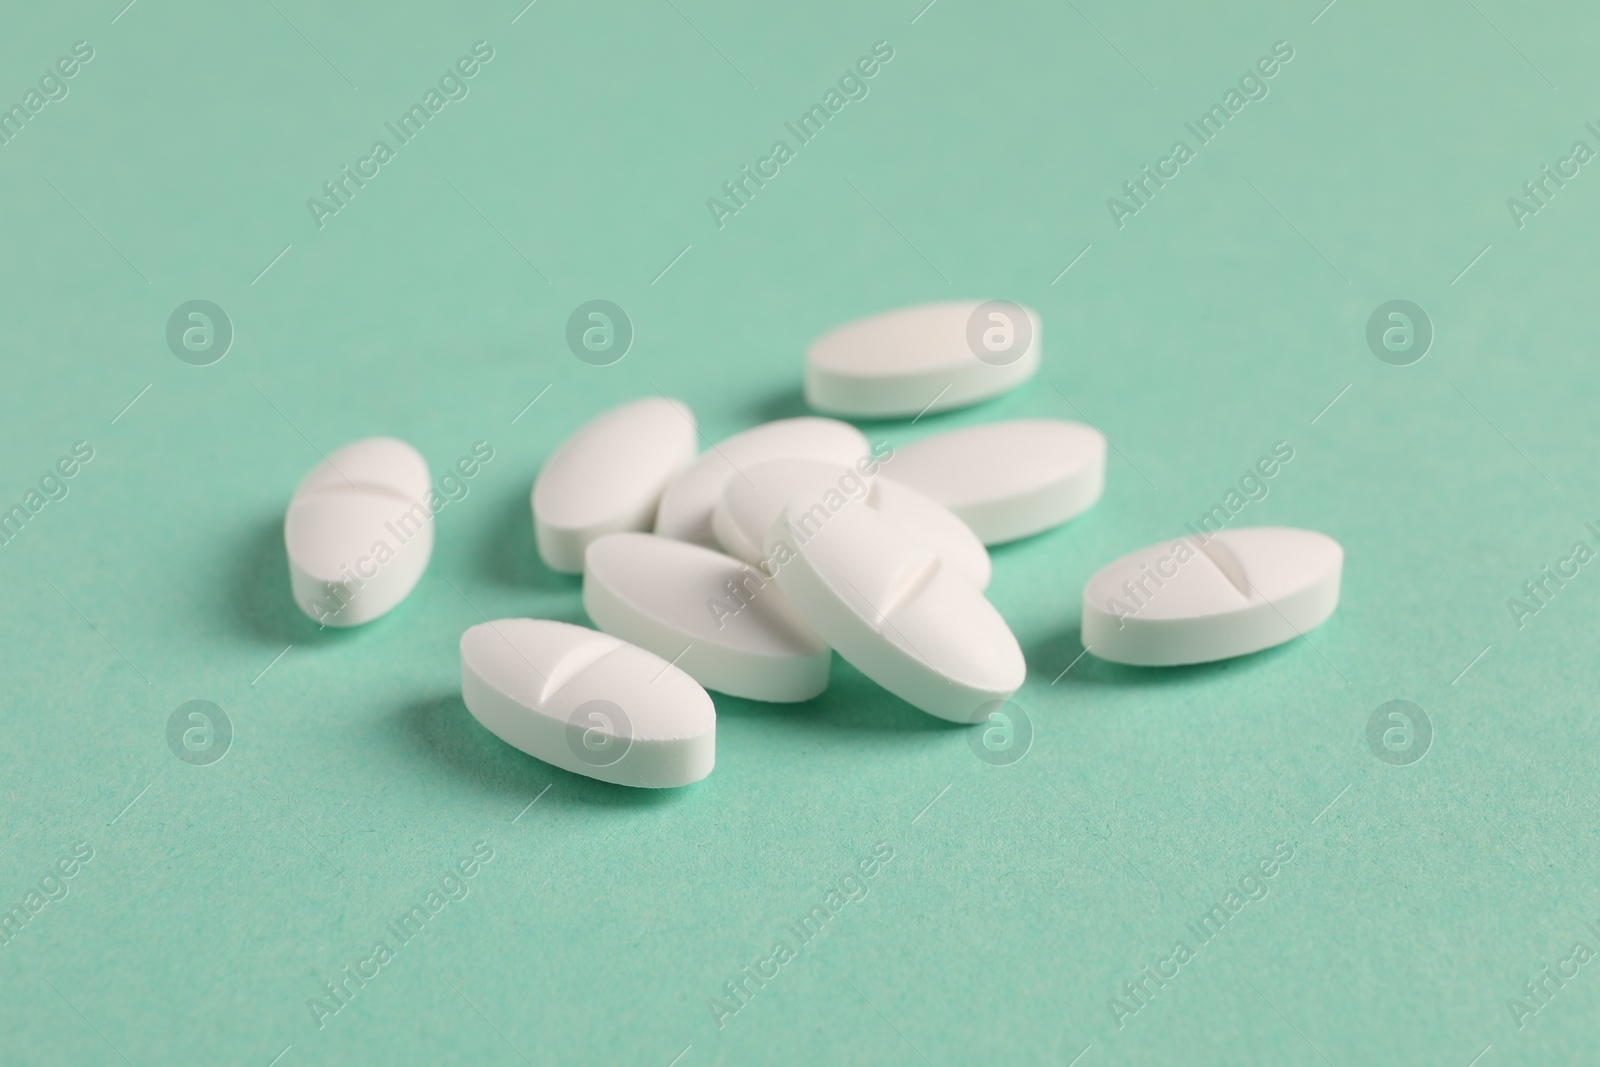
(889, 419, 1106, 544)
(654, 417, 868, 546)
(1081, 527, 1343, 666)
(713, 457, 990, 589)
(767, 497, 1024, 721)
(284, 436, 433, 627)
(870, 477, 992, 590)
(460, 618, 715, 788)
(583, 533, 830, 703)
(533, 397, 697, 573)
(805, 300, 1040, 418)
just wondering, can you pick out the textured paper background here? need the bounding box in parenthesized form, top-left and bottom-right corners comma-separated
(1, 0, 1597, 1063)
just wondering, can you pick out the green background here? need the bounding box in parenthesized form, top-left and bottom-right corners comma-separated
(2, 0, 1597, 1062)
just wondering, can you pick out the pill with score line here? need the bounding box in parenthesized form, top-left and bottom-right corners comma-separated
(583, 533, 831, 703)
(712, 456, 991, 589)
(766, 495, 1024, 721)
(1080, 526, 1342, 666)
(284, 436, 434, 627)
(460, 618, 715, 788)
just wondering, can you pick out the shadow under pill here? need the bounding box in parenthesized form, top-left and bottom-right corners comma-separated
(395, 692, 690, 809)
(229, 515, 363, 647)
(716, 656, 962, 737)
(749, 384, 814, 424)
(1027, 623, 1299, 690)
(477, 485, 581, 594)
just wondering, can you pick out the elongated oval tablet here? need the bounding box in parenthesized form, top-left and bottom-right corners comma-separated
(871, 477, 991, 590)
(712, 457, 878, 566)
(805, 301, 1040, 417)
(889, 420, 1106, 544)
(583, 534, 830, 702)
(460, 618, 715, 787)
(284, 436, 434, 627)
(713, 457, 990, 589)
(533, 397, 697, 573)
(767, 498, 1024, 721)
(654, 417, 868, 546)
(1081, 527, 1343, 666)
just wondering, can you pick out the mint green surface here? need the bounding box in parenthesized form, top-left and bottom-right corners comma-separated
(3, 0, 1598, 1063)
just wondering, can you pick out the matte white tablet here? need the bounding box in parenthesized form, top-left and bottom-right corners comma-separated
(767, 497, 1024, 721)
(532, 397, 697, 573)
(1081, 527, 1343, 666)
(583, 533, 830, 703)
(889, 419, 1105, 544)
(713, 457, 990, 589)
(284, 436, 433, 627)
(460, 618, 715, 787)
(654, 417, 867, 546)
(805, 301, 1040, 417)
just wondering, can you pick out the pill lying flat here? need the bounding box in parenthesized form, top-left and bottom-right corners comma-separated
(654, 417, 868, 546)
(460, 618, 715, 787)
(284, 436, 434, 627)
(713, 457, 990, 589)
(888, 420, 1106, 544)
(1081, 527, 1343, 666)
(805, 301, 1040, 418)
(533, 397, 698, 573)
(767, 497, 1024, 721)
(583, 533, 830, 702)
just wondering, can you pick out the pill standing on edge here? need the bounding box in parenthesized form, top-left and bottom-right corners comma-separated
(766, 496, 1024, 722)
(804, 300, 1040, 418)
(583, 533, 831, 703)
(712, 457, 990, 589)
(654, 416, 868, 547)
(460, 618, 715, 788)
(887, 419, 1106, 544)
(532, 397, 698, 574)
(1080, 527, 1343, 666)
(284, 436, 434, 627)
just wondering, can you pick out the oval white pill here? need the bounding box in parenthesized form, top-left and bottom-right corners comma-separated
(583, 533, 830, 703)
(889, 419, 1106, 544)
(460, 618, 715, 788)
(654, 417, 868, 546)
(533, 397, 698, 573)
(767, 498, 1024, 721)
(805, 301, 1040, 418)
(1081, 527, 1342, 666)
(284, 436, 433, 627)
(713, 457, 990, 589)
(871, 477, 992, 590)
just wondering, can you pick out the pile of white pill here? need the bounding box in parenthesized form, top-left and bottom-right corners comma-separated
(283, 300, 1343, 788)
